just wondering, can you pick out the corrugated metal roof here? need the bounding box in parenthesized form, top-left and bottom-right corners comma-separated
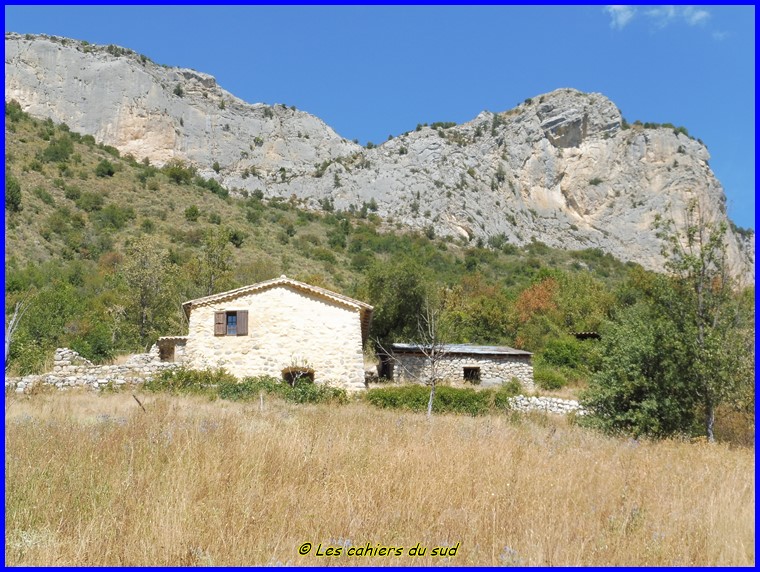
(391, 343, 532, 356)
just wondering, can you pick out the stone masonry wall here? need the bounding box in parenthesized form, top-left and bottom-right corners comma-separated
(184, 286, 366, 391)
(393, 353, 535, 391)
(5, 347, 178, 394)
(508, 395, 586, 415)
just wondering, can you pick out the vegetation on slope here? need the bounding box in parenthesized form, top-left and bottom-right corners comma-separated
(4, 101, 754, 440)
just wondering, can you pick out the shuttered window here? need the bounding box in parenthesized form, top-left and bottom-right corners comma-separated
(214, 310, 249, 336)
(236, 310, 248, 336)
(214, 312, 226, 335)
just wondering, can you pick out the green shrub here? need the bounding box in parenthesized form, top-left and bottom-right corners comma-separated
(93, 204, 136, 230)
(41, 136, 73, 163)
(365, 384, 520, 416)
(310, 247, 336, 263)
(163, 159, 196, 185)
(533, 365, 567, 390)
(75, 191, 105, 212)
(540, 337, 583, 369)
(366, 384, 430, 412)
(5, 172, 22, 213)
(227, 229, 245, 248)
(5, 99, 25, 122)
(100, 144, 120, 158)
(217, 376, 347, 404)
(145, 367, 237, 395)
(95, 159, 116, 178)
(184, 205, 200, 222)
(32, 186, 55, 205)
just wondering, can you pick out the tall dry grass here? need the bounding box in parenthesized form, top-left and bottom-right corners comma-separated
(5, 390, 754, 566)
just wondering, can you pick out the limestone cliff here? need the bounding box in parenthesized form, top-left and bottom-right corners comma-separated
(5, 33, 754, 282)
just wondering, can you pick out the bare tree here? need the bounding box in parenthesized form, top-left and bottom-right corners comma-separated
(375, 299, 448, 419)
(5, 297, 31, 373)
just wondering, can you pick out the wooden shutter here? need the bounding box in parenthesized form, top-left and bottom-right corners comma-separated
(236, 310, 248, 336)
(214, 312, 226, 336)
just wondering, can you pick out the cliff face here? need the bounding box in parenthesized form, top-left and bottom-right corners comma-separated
(5, 33, 754, 282)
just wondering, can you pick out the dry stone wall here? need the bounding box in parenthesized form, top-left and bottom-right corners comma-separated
(5, 347, 178, 394)
(508, 395, 586, 415)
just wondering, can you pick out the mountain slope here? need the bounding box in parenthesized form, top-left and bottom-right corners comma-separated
(5, 32, 754, 282)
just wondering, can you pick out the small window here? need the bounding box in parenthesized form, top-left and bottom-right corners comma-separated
(226, 312, 237, 335)
(214, 310, 248, 336)
(463, 367, 481, 384)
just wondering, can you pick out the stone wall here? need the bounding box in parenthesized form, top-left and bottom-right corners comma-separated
(508, 395, 586, 415)
(5, 347, 178, 394)
(392, 353, 534, 391)
(184, 285, 366, 391)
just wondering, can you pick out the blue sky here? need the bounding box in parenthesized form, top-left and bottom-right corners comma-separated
(5, 5, 755, 229)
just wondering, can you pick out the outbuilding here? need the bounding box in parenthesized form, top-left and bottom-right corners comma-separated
(388, 343, 534, 390)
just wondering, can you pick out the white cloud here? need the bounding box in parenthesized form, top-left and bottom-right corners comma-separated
(645, 5, 677, 28)
(712, 30, 729, 41)
(683, 6, 711, 26)
(608, 5, 714, 31)
(605, 5, 636, 29)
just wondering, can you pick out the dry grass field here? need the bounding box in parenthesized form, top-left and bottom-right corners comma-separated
(5, 390, 754, 566)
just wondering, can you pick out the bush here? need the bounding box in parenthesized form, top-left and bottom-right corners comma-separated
(184, 205, 200, 222)
(32, 186, 55, 205)
(163, 159, 196, 185)
(75, 191, 105, 212)
(217, 376, 348, 404)
(64, 185, 81, 201)
(228, 229, 246, 248)
(533, 365, 567, 390)
(5, 99, 25, 122)
(365, 383, 520, 416)
(540, 337, 583, 369)
(145, 367, 237, 395)
(93, 204, 136, 230)
(95, 159, 116, 177)
(41, 136, 74, 163)
(5, 172, 22, 213)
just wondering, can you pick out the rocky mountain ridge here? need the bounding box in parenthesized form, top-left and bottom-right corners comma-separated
(5, 32, 754, 282)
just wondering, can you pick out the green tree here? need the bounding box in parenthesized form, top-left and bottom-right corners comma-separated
(41, 135, 73, 163)
(359, 258, 432, 379)
(189, 227, 234, 296)
(583, 200, 754, 441)
(163, 159, 196, 185)
(119, 236, 178, 348)
(581, 293, 700, 438)
(5, 172, 22, 213)
(654, 200, 754, 441)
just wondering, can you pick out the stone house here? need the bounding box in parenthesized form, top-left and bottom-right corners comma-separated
(389, 343, 534, 391)
(158, 276, 373, 391)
